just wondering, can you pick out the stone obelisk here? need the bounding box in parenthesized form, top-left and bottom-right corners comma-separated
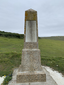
(16, 9, 46, 83)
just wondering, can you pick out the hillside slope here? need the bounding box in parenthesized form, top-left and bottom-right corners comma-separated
(0, 36, 64, 76)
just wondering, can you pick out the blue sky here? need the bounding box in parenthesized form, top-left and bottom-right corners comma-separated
(0, 0, 64, 37)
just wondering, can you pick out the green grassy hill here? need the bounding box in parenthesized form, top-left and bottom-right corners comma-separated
(0, 36, 64, 76)
(40, 36, 64, 41)
(0, 30, 24, 39)
(1, 30, 64, 40)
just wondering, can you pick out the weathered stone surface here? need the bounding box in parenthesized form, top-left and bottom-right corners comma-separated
(18, 49, 42, 72)
(25, 9, 37, 21)
(8, 66, 58, 85)
(24, 42, 38, 49)
(16, 71, 46, 83)
(26, 9, 36, 12)
(24, 9, 38, 42)
(17, 48, 46, 83)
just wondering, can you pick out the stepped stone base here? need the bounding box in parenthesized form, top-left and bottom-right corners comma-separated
(16, 70, 46, 83)
(8, 66, 58, 85)
(16, 49, 46, 83)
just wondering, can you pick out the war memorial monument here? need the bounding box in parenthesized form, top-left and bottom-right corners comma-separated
(8, 9, 57, 85)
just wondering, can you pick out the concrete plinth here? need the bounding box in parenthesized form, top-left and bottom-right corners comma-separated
(16, 49, 46, 83)
(8, 66, 58, 85)
(16, 71, 46, 83)
(18, 49, 42, 72)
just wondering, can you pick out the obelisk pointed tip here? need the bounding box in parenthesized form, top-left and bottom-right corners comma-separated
(26, 8, 37, 12)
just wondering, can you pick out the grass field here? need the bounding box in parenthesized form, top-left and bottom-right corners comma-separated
(0, 36, 64, 76)
(41, 36, 64, 41)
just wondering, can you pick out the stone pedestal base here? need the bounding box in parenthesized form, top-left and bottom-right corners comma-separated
(16, 70, 46, 83)
(16, 49, 46, 83)
(19, 49, 42, 72)
(8, 66, 58, 85)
